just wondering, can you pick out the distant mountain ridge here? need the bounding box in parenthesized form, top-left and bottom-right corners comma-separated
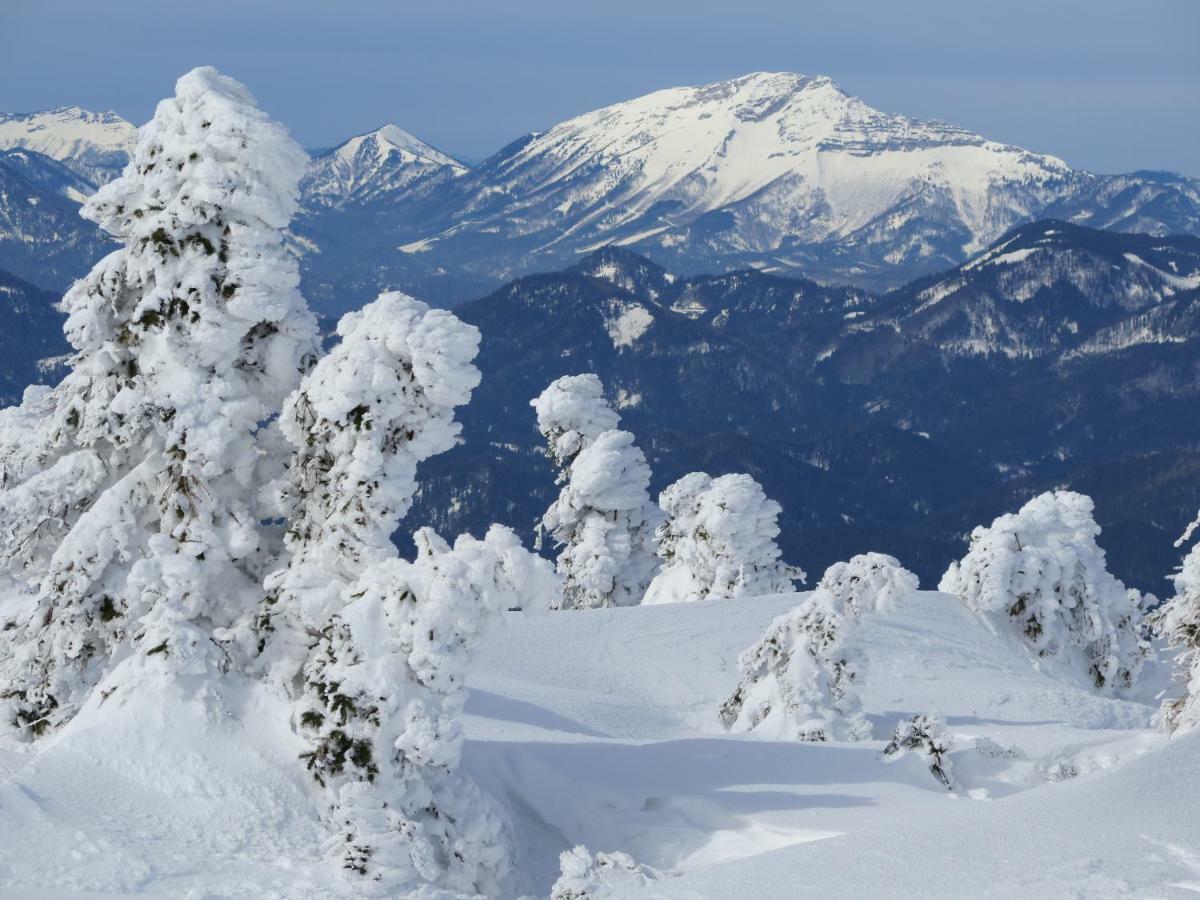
(2, 73, 1200, 313)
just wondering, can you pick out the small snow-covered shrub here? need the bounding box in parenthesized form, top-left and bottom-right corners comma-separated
(297, 527, 520, 894)
(644, 472, 801, 605)
(0, 67, 318, 735)
(939, 491, 1150, 693)
(533, 375, 659, 609)
(550, 845, 653, 900)
(721, 587, 869, 742)
(883, 713, 955, 790)
(1156, 521, 1200, 732)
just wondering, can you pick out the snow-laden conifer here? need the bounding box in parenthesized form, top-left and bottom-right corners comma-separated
(939, 490, 1150, 693)
(532, 375, 659, 609)
(550, 845, 654, 899)
(257, 292, 481, 680)
(1157, 519, 1200, 732)
(0, 67, 317, 735)
(720, 555, 914, 741)
(297, 525, 522, 893)
(644, 472, 801, 605)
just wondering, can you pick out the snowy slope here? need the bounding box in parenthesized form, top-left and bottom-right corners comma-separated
(0, 106, 136, 184)
(300, 124, 467, 208)
(0, 587, 1188, 898)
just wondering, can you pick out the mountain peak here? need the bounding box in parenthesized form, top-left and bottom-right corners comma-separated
(302, 123, 466, 209)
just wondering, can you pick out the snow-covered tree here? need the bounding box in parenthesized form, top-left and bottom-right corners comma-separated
(532, 375, 659, 609)
(550, 846, 653, 900)
(939, 490, 1150, 693)
(0, 67, 317, 735)
(882, 713, 955, 790)
(719, 555, 913, 741)
(256, 292, 481, 680)
(643, 472, 801, 605)
(1156, 519, 1200, 733)
(720, 591, 869, 742)
(297, 526, 520, 893)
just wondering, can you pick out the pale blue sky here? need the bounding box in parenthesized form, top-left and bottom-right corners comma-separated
(2, 0, 1197, 175)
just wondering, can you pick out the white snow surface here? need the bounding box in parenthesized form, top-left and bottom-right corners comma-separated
(1, 587, 1193, 898)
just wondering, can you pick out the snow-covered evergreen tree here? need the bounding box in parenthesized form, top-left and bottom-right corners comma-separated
(719, 555, 913, 741)
(297, 525, 525, 893)
(720, 589, 868, 742)
(882, 713, 955, 790)
(939, 490, 1150, 693)
(1156, 519, 1200, 732)
(643, 472, 801, 605)
(532, 375, 659, 609)
(550, 846, 653, 899)
(256, 291, 481, 681)
(0, 67, 317, 735)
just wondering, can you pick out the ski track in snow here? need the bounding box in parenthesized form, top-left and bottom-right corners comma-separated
(1, 590, 1197, 898)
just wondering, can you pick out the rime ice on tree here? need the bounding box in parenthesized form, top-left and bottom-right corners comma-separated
(939, 490, 1150, 693)
(257, 291, 483, 679)
(532, 374, 659, 609)
(0, 67, 317, 735)
(720, 554, 916, 742)
(644, 472, 801, 605)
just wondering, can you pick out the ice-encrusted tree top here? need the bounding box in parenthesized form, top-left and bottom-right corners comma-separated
(939, 490, 1149, 693)
(531, 373, 620, 473)
(817, 552, 919, 616)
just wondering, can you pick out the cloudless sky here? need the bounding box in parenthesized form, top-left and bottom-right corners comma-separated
(2, 0, 1197, 175)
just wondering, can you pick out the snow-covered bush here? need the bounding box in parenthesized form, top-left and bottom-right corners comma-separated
(550, 845, 653, 899)
(939, 491, 1150, 693)
(257, 292, 481, 679)
(816, 552, 919, 615)
(533, 375, 659, 609)
(1156, 521, 1200, 732)
(644, 472, 801, 605)
(882, 713, 955, 790)
(297, 527, 516, 893)
(720, 587, 870, 741)
(0, 67, 317, 735)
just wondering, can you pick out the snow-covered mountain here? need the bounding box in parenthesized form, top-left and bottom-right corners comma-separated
(382, 72, 1200, 291)
(300, 124, 466, 208)
(0, 106, 136, 184)
(878, 220, 1200, 359)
